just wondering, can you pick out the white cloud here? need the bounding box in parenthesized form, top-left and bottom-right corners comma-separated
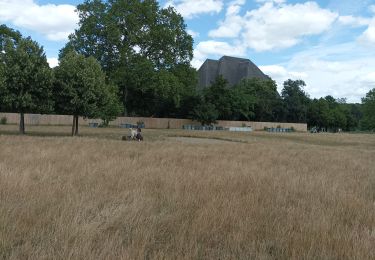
(47, 57, 58, 68)
(260, 44, 375, 102)
(165, 0, 223, 19)
(191, 40, 246, 68)
(358, 18, 375, 45)
(208, 0, 245, 38)
(0, 0, 78, 41)
(187, 29, 199, 38)
(338, 15, 371, 27)
(242, 2, 338, 51)
(260, 65, 307, 82)
(255, 0, 285, 4)
(206, 1, 338, 52)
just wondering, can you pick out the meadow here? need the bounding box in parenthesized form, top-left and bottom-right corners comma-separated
(0, 125, 374, 259)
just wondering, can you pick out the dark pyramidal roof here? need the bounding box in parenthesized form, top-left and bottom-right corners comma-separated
(198, 56, 268, 87)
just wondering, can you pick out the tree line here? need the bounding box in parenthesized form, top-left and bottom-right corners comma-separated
(193, 76, 370, 132)
(1, 0, 374, 134)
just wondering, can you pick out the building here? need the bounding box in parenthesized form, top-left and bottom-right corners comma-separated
(198, 56, 268, 87)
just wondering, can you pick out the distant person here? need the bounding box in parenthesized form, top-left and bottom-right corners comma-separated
(129, 128, 137, 140)
(136, 127, 143, 141)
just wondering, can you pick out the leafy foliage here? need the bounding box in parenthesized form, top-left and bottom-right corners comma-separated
(0, 33, 53, 133)
(235, 78, 282, 122)
(361, 88, 375, 130)
(60, 0, 194, 116)
(281, 79, 310, 123)
(54, 52, 121, 134)
(97, 84, 123, 127)
(192, 102, 219, 126)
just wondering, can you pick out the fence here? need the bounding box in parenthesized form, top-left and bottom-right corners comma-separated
(0, 112, 308, 132)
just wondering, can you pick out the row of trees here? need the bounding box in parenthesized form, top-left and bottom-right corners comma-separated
(1, 0, 375, 133)
(190, 76, 371, 131)
(0, 25, 121, 135)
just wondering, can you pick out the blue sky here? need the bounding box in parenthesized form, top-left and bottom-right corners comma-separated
(1, 0, 375, 102)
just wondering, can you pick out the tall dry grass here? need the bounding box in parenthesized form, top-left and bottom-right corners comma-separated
(0, 127, 374, 259)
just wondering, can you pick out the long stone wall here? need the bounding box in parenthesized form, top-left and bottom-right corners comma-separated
(0, 112, 307, 132)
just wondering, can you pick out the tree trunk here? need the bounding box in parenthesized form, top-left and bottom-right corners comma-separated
(71, 115, 76, 136)
(19, 112, 25, 134)
(75, 116, 79, 136)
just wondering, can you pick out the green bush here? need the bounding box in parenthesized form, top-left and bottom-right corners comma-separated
(0, 117, 7, 125)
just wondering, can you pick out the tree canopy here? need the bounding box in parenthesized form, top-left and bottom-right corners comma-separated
(235, 78, 282, 122)
(0, 33, 53, 134)
(361, 88, 375, 130)
(54, 52, 122, 135)
(282, 79, 310, 123)
(60, 0, 195, 116)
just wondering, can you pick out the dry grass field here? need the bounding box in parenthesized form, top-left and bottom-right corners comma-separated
(0, 125, 374, 259)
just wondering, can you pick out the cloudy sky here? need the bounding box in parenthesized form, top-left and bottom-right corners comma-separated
(1, 0, 375, 102)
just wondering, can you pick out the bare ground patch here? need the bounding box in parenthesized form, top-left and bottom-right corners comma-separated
(168, 136, 237, 144)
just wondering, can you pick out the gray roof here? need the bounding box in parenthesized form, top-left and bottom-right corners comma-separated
(198, 56, 268, 87)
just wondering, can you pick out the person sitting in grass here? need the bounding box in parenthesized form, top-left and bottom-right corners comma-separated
(136, 127, 143, 141)
(129, 128, 137, 140)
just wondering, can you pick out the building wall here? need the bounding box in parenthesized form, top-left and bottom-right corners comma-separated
(0, 112, 308, 132)
(198, 56, 268, 87)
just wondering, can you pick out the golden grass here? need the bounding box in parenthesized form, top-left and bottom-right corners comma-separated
(0, 125, 375, 259)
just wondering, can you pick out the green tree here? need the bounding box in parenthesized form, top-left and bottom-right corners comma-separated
(324, 96, 348, 131)
(235, 78, 282, 122)
(1, 25, 21, 111)
(230, 86, 256, 121)
(344, 103, 362, 131)
(308, 96, 358, 132)
(0, 36, 53, 134)
(281, 79, 310, 123)
(0, 24, 21, 49)
(203, 76, 233, 120)
(97, 84, 123, 127)
(61, 0, 194, 116)
(54, 52, 120, 135)
(361, 88, 375, 130)
(0, 61, 4, 112)
(307, 98, 329, 129)
(171, 64, 199, 118)
(192, 102, 219, 126)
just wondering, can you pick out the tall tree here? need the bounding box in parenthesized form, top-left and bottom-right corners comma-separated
(281, 79, 310, 123)
(235, 78, 283, 122)
(97, 84, 123, 127)
(203, 76, 233, 120)
(0, 35, 53, 134)
(60, 0, 194, 115)
(361, 88, 375, 130)
(192, 102, 219, 126)
(344, 103, 362, 131)
(171, 64, 199, 118)
(307, 98, 329, 129)
(54, 52, 121, 135)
